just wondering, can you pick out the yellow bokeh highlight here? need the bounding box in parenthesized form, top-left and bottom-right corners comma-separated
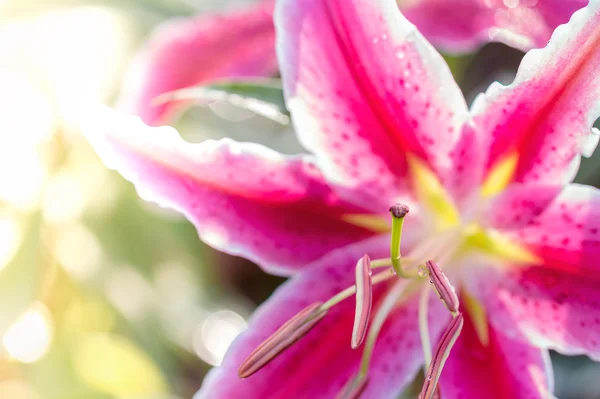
(74, 333, 168, 398)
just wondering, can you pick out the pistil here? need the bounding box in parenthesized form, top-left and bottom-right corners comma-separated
(389, 203, 416, 278)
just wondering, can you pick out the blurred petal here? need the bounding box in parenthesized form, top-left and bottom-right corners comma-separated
(119, 0, 277, 126)
(439, 305, 553, 398)
(467, 261, 600, 360)
(403, 0, 587, 53)
(507, 184, 600, 276)
(275, 0, 468, 210)
(472, 2, 600, 188)
(197, 236, 449, 399)
(82, 106, 375, 276)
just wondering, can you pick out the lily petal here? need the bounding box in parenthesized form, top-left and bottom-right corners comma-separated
(472, 1, 600, 188)
(403, 0, 587, 53)
(275, 0, 468, 210)
(482, 183, 563, 230)
(467, 260, 600, 360)
(439, 304, 553, 398)
(508, 184, 600, 275)
(82, 106, 375, 276)
(196, 236, 449, 399)
(119, 0, 277, 126)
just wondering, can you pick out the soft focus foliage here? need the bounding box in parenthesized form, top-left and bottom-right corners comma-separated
(1, 0, 600, 398)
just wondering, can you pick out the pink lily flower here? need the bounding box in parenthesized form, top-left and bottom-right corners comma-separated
(403, 0, 588, 53)
(83, 0, 600, 397)
(122, 0, 586, 126)
(119, 0, 279, 126)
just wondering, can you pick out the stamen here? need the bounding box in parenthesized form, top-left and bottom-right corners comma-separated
(352, 255, 372, 349)
(319, 268, 395, 312)
(419, 313, 464, 399)
(335, 375, 369, 399)
(426, 260, 459, 314)
(369, 258, 392, 268)
(389, 203, 417, 278)
(238, 302, 326, 378)
(358, 281, 407, 376)
(418, 281, 433, 367)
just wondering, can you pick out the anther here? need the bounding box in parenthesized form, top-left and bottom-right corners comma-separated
(389, 203, 415, 278)
(419, 313, 464, 399)
(238, 302, 326, 378)
(426, 260, 459, 313)
(352, 255, 372, 349)
(336, 375, 369, 399)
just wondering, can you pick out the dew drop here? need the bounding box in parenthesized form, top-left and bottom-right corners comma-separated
(417, 265, 428, 278)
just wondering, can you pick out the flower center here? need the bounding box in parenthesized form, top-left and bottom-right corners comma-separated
(239, 198, 542, 398)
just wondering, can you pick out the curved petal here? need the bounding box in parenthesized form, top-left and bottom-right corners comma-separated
(119, 0, 277, 126)
(403, 0, 587, 53)
(472, 2, 600, 188)
(275, 0, 468, 210)
(466, 260, 600, 360)
(81, 106, 376, 276)
(439, 304, 553, 398)
(197, 236, 449, 399)
(507, 184, 600, 276)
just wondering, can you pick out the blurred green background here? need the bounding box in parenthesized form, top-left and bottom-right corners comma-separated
(0, 0, 599, 398)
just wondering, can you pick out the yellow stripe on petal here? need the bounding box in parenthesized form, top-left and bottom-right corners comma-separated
(463, 224, 540, 265)
(341, 214, 390, 233)
(407, 154, 459, 229)
(463, 290, 489, 347)
(481, 152, 519, 197)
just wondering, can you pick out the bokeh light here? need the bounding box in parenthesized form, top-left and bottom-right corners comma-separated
(2, 302, 53, 363)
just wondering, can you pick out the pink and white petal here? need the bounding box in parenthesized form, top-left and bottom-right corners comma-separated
(508, 184, 600, 276)
(402, 0, 587, 53)
(472, 1, 600, 187)
(196, 236, 449, 399)
(466, 261, 600, 360)
(81, 106, 376, 276)
(439, 305, 554, 399)
(275, 0, 468, 210)
(119, 0, 277, 126)
(481, 183, 563, 230)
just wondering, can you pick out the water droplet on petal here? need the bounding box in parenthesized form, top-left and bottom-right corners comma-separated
(418, 265, 428, 278)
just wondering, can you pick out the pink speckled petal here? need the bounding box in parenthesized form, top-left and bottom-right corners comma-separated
(439, 305, 553, 399)
(196, 236, 449, 399)
(482, 183, 563, 230)
(275, 0, 468, 211)
(466, 260, 600, 360)
(472, 2, 600, 187)
(82, 106, 376, 276)
(508, 184, 600, 276)
(119, 0, 277, 126)
(403, 0, 586, 53)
